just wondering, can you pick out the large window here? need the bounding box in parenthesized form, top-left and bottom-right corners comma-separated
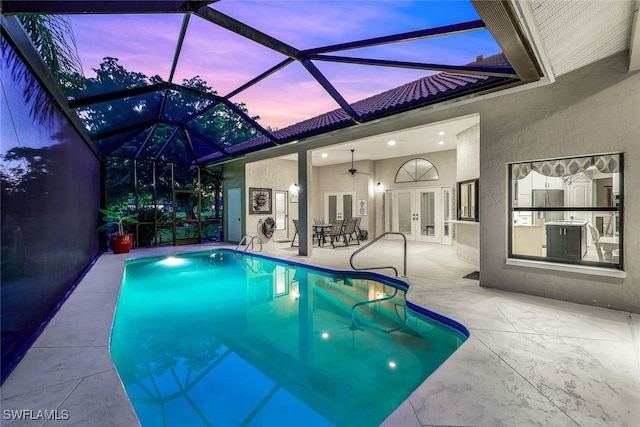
(508, 153, 623, 270)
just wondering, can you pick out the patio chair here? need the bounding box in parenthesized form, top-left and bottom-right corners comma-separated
(328, 220, 345, 248)
(351, 217, 362, 241)
(587, 223, 603, 261)
(291, 219, 299, 247)
(292, 219, 326, 247)
(344, 217, 360, 246)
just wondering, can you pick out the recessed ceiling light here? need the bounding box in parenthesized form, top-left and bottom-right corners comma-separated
(438, 131, 445, 136)
(438, 141, 444, 145)
(321, 153, 328, 158)
(388, 140, 396, 146)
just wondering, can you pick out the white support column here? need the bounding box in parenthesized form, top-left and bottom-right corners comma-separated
(297, 150, 312, 256)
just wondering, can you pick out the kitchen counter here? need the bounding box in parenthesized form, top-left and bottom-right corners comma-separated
(544, 220, 588, 226)
(513, 225, 545, 256)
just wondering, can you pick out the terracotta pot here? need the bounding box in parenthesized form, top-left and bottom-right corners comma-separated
(110, 234, 134, 254)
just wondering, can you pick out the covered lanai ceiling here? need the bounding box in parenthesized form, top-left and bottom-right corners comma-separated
(0, 1, 569, 165)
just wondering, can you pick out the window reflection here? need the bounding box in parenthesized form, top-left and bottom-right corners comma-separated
(509, 154, 622, 269)
(457, 179, 478, 222)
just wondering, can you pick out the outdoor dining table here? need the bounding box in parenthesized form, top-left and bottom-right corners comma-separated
(312, 224, 333, 247)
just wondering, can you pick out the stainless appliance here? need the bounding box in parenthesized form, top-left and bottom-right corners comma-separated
(532, 189, 564, 221)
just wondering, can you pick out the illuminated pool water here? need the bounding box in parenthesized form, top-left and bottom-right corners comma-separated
(110, 250, 468, 426)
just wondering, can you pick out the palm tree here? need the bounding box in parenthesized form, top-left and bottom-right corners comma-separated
(1, 14, 85, 124)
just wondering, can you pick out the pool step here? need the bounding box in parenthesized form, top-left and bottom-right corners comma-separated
(317, 277, 368, 301)
(313, 279, 405, 330)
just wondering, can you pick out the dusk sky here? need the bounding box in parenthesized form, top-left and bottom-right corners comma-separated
(68, 1, 502, 130)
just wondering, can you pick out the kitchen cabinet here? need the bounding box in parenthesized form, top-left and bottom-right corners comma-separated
(565, 178, 592, 222)
(515, 174, 532, 207)
(545, 221, 587, 260)
(532, 172, 563, 190)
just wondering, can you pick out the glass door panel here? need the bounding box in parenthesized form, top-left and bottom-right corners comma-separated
(417, 188, 440, 242)
(442, 186, 452, 245)
(397, 190, 414, 238)
(385, 190, 394, 233)
(328, 194, 337, 223)
(274, 191, 287, 230)
(342, 194, 353, 221)
(420, 192, 435, 237)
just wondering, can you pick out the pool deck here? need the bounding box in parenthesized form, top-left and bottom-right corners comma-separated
(1, 241, 639, 426)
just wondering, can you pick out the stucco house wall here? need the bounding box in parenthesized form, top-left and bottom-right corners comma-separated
(476, 52, 639, 312)
(360, 51, 638, 312)
(245, 158, 298, 244)
(313, 159, 375, 232)
(456, 124, 480, 266)
(241, 51, 639, 313)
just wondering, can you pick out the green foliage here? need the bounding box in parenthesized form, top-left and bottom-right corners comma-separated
(12, 15, 261, 161)
(200, 211, 216, 220)
(98, 209, 139, 235)
(18, 14, 85, 97)
(132, 206, 161, 223)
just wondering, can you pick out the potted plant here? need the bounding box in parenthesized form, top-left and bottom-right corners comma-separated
(98, 208, 139, 254)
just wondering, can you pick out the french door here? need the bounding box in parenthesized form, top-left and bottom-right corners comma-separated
(325, 192, 355, 223)
(387, 187, 446, 243)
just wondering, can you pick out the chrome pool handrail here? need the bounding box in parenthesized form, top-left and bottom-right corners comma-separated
(349, 232, 407, 277)
(234, 234, 262, 257)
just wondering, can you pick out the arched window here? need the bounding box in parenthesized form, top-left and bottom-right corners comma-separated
(394, 158, 439, 183)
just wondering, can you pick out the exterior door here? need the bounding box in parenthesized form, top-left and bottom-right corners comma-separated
(384, 189, 394, 233)
(273, 190, 288, 240)
(396, 189, 415, 238)
(325, 192, 354, 223)
(416, 188, 441, 242)
(227, 188, 242, 242)
(442, 186, 453, 245)
(391, 187, 442, 242)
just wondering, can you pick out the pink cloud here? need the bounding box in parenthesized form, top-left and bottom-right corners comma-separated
(70, 14, 183, 80)
(67, 1, 496, 130)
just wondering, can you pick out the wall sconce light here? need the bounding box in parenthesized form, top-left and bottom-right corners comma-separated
(375, 182, 384, 193)
(289, 183, 300, 194)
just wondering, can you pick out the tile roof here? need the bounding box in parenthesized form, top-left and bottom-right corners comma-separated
(204, 53, 514, 160)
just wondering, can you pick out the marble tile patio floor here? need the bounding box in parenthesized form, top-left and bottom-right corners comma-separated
(1, 241, 639, 426)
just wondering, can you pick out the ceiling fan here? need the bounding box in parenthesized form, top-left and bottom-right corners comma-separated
(345, 149, 370, 176)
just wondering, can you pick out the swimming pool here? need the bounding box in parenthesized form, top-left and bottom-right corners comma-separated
(110, 249, 468, 426)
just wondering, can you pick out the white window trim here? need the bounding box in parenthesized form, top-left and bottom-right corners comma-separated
(506, 258, 626, 279)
